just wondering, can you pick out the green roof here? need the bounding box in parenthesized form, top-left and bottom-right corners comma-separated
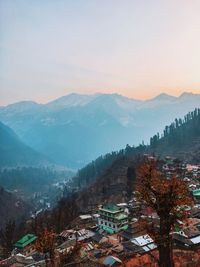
(100, 223, 128, 234)
(100, 204, 121, 213)
(115, 214, 128, 220)
(14, 234, 37, 249)
(193, 189, 200, 197)
(101, 225, 115, 234)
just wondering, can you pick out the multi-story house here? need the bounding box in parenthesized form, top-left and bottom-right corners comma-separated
(98, 204, 128, 234)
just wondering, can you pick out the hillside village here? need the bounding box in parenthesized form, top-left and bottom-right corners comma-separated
(1, 0, 200, 266)
(1, 156, 200, 267)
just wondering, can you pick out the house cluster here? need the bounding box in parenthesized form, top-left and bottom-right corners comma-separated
(162, 158, 200, 204)
(1, 157, 200, 266)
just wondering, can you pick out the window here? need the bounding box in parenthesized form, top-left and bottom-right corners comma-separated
(105, 222, 107, 226)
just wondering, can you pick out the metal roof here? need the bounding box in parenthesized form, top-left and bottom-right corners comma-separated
(14, 234, 37, 249)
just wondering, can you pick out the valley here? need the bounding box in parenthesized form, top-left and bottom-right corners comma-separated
(0, 95, 199, 266)
(0, 92, 199, 169)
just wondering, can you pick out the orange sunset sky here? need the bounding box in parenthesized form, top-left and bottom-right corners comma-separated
(0, 0, 200, 105)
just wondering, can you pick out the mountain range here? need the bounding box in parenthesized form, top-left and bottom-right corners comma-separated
(1, 107, 199, 230)
(61, 108, 200, 214)
(0, 92, 199, 168)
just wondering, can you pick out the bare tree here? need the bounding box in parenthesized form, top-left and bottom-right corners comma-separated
(136, 160, 191, 267)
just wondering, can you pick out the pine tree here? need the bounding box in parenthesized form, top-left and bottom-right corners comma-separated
(0, 220, 16, 257)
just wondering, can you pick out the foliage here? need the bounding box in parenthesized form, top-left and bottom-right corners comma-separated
(136, 160, 191, 267)
(30, 193, 79, 235)
(51, 194, 79, 233)
(69, 108, 200, 191)
(126, 166, 136, 199)
(0, 167, 64, 194)
(150, 108, 200, 149)
(35, 228, 56, 265)
(0, 220, 16, 257)
(69, 144, 146, 191)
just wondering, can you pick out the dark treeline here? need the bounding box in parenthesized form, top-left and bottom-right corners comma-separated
(1, 109, 199, 257)
(0, 192, 79, 258)
(69, 108, 200, 191)
(69, 144, 146, 191)
(28, 108, 200, 237)
(0, 167, 64, 194)
(32, 193, 79, 235)
(150, 108, 200, 148)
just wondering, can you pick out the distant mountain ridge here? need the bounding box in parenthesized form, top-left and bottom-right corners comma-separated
(0, 121, 49, 167)
(0, 92, 199, 168)
(1, 91, 196, 109)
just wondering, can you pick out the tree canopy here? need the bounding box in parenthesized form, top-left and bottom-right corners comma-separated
(136, 160, 191, 267)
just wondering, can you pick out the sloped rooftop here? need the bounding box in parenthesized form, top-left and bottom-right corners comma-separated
(100, 204, 122, 213)
(193, 189, 200, 197)
(14, 234, 37, 249)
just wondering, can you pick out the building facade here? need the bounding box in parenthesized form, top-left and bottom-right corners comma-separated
(193, 189, 200, 203)
(98, 204, 128, 234)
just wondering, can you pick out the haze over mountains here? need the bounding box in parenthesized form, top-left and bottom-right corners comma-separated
(0, 122, 49, 168)
(64, 108, 200, 213)
(0, 92, 199, 168)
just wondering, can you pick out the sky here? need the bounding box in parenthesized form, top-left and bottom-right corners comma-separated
(0, 0, 200, 106)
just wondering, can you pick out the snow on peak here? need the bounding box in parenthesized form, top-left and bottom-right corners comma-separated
(46, 93, 98, 109)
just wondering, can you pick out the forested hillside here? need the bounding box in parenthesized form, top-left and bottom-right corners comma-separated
(8, 108, 200, 234)
(0, 121, 49, 167)
(1, 92, 199, 168)
(52, 108, 199, 226)
(73, 156, 138, 213)
(0, 187, 31, 229)
(69, 108, 200, 191)
(150, 108, 200, 162)
(69, 145, 146, 190)
(0, 167, 67, 194)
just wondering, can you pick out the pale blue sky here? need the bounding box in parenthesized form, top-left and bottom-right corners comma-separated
(0, 0, 200, 105)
